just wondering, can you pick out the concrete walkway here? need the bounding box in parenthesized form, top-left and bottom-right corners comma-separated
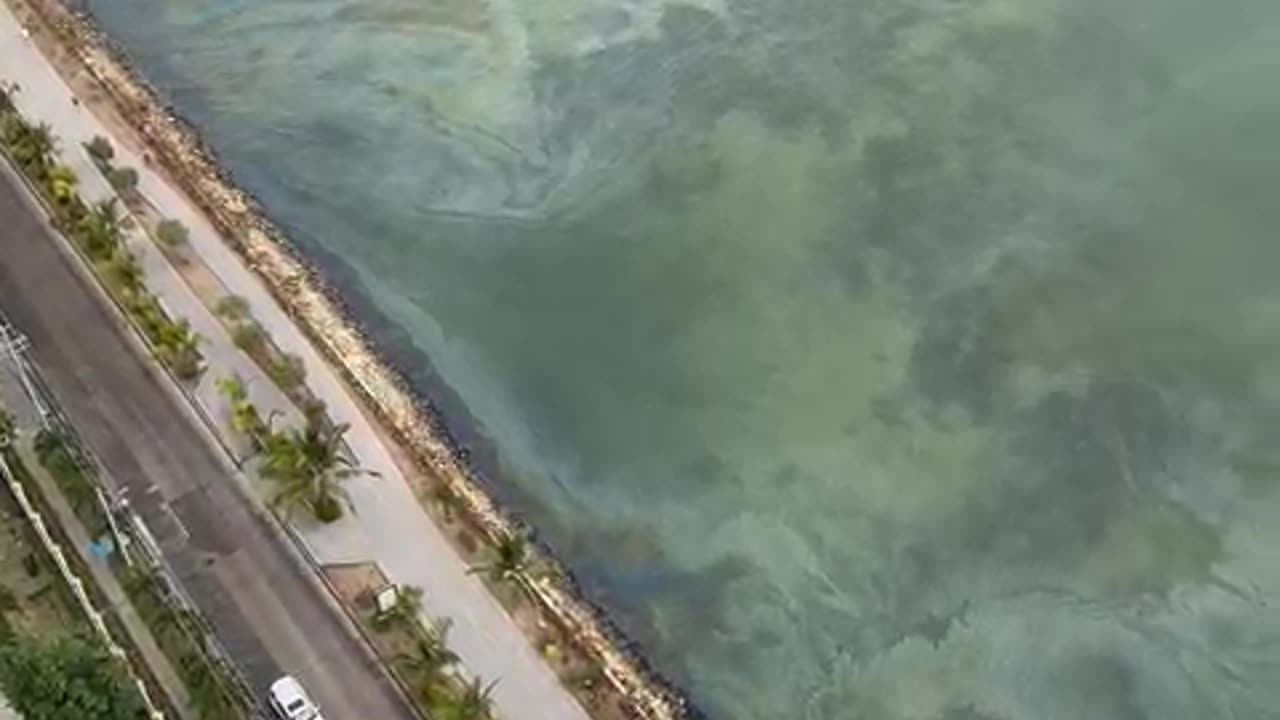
(0, 6, 590, 720)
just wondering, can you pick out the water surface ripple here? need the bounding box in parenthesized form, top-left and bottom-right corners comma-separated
(84, 0, 1280, 717)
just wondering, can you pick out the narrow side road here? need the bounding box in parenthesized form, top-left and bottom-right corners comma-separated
(0, 163, 414, 720)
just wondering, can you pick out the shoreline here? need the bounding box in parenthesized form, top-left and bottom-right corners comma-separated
(8, 1, 697, 718)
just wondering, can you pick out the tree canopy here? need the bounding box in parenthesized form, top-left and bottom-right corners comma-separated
(261, 418, 371, 522)
(0, 634, 146, 720)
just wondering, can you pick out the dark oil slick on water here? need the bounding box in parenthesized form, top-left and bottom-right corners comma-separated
(82, 0, 1280, 717)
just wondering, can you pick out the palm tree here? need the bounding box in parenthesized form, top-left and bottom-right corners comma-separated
(468, 531, 531, 585)
(8, 121, 54, 172)
(218, 375, 253, 431)
(46, 164, 78, 205)
(444, 677, 497, 720)
(216, 374, 277, 454)
(154, 318, 204, 381)
(76, 199, 122, 258)
(103, 248, 144, 294)
(260, 418, 375, 523)
(418, 675, 453, 714)
(395, 618, 458, 677)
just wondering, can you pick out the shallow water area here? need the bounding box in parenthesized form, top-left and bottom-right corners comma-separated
(82, 0, 1280, 718)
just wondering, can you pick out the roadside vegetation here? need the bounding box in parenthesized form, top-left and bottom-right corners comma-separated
(214, 293, 315, 404)
(0, 633, 146, 720)
(90, 133, 318, 413)
(122, 570, 247, 720)
(367, 583, 497, 720)
(216, 381, 500, 717)
(0, 89, 204, 383)
(154, 219, 188, 248)
(12, 403, 253, 720)
(85, 133, 138, 200)
(217, 376, 370, 523)
(0, 410, 152, 718)
(33, 428, 108, 538)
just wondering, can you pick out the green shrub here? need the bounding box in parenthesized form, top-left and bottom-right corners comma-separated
(214, 294, 250, 322)
(154, 319, 204, 382)
(101, 249, 144, 294)
(2, 116, 55, 176)
(267, 353, 306, 392)
(83, 135, 113, 165)
(125, 294, 168, 340)
(300, 397, 327, 422)
(0, 633, 147, 720)
(45, 165, 77, 206)
(313, 494, 343, 523)
(106, 166, 138, 193)
(73, 200, 124, 261)
(231, 321, 266, 355)
(33, 429, 106, 534)
(155, 219, 188, 248)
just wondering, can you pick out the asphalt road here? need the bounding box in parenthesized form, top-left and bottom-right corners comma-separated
(0, 165, 413, 719)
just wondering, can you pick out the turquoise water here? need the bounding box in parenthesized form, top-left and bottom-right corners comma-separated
(84, 1, 1280, 718)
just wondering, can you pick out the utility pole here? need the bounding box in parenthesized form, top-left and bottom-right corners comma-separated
(0, 318, 46, 420)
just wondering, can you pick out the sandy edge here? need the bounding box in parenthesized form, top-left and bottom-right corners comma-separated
(7, 1, 695, 718)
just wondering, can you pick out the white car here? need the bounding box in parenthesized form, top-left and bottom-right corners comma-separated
(268, 676, 324, 720)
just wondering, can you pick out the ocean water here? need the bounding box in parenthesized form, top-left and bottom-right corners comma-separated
(82, 1, 1280, 718)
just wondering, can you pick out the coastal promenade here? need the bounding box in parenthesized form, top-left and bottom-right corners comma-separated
(0, 4, 593, 719)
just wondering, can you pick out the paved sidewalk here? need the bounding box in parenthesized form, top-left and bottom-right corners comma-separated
(15, 444, 196, 720)
(0, 6, 590, 720)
